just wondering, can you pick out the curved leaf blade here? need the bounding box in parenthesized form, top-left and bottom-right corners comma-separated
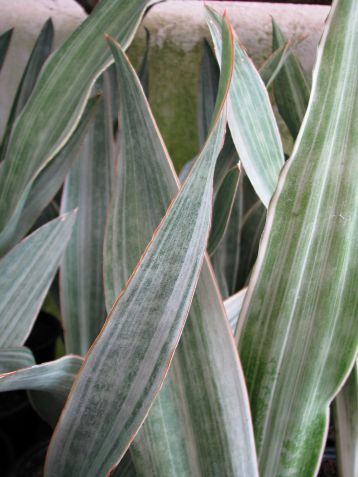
(0, 211, 76, 346)
(208, 166, 240, 256)
(272, 19, 310, 139)
(207, 7, 285, 207)
(0, 346, 35, 373)
(0, 355, 82, 427)
(45, 19, 235, 476)
(61, 78, 113, 355)
(0, 18, 54, 160)
(237, 1, 358, 475)
(0, 0, 159, 234)
(104, 16, 257, 476)
(334, 362, 358, 477)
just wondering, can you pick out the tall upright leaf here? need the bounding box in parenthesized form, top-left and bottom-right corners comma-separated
(334, 362, 358, 477)
(0, 19, 54, 160)
(0, 0, 159, 235)
(0, 28, 13, 72)
(0, 212, 76, 346)
(237, 1, 358, 475)
(0, 96, 99, 256)
(104, 15, 257, 477)
(272, 19, 310, 139)
(46, 20, 256, 477)
(61, 77, 113, 355)
(207, 7, 284, 207)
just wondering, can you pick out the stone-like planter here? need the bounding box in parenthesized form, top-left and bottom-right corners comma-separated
(0, 0, 330, 168)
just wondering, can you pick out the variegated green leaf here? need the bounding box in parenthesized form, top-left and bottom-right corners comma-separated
(237, 1, 358, 475)
(259, 41, 293, 88)
(103, 16, 257, 477)
(237, 200, 266, 290)
(0, 355, 82, 427)
(334, 362, 358, 477)
(0, 19, 54, 160)
(138, 27, 150, 98)
(0, 0, 159, 235)
(0, 28, 13, 72)
(207, 7, 285, 208)
(0, 346, 35, 373)
(0, 96, 98, 256)
(0, 212, 76, 346)
(46, 21, 256, 477)
(224, 288, 247, 333)
(198, 39, 220, 148)
(61, 77, 113, 355)
(211, 183, 242, 298)
(208, 165, 240, 256)
(272, 19, 311, 139)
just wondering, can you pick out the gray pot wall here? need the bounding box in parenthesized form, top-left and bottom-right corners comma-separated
(0, 0, 330, 170)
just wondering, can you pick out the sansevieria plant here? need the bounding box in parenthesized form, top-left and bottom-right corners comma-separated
(0, 0, 356, 476)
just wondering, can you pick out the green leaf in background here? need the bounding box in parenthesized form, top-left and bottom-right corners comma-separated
(0, 347, 35, 373)
(0, 0, 159, 235)
(0, 18, 54, 160)
(334, 361, 358, 477)
(237, 1, 358, 475)
(208, 165, 240, 255)
(208, 7, 284, 208)
(0, 27, 13, 72)
(272, 19, 311, 139)
(61, 77, 114, 355)
(211, 181, 242, 298)
(0, 212, 76, 346)
(259, 41, 293, 88)
(45, 19, 256, 477)
(224, 288, 247, 333)
(138, 27, 150, 97)
(0, 355, 83, 427)
(103, 15, 257, 477)
(0, 96, 99, 256)
(237, 200, 266, 290)
(198, 39, 220, 148)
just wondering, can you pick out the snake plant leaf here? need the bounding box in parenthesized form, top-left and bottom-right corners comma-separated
(259, 41, 293, 88)
(207, 7, 285, 208)
(334, 362, 358, 477)
(0, 0, 159, 235)
(0, 96, 98, 256)
(237, 200, 266, 290)
(208, 165, 240, 256)
(198, 39, 220, 148)
(46, 21, 256, 477)
(0, 19, 54, 160)
(0, 211, 76, 347)
(272, 19, 311, 139)
(211, 181, 242, 298)
(0, 28, 13, 72)
(103, 17, 257, 477)
(0, 355, 83, 427)
(237, 1, 358, 475)
(138, 27, 150, 98)
(0, 347, 35, 373)
(224, 288, 247, 333)
(61, 78, 113, 355)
